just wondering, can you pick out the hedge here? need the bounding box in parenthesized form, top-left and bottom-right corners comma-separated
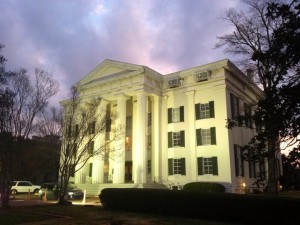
(99, 188, 299, 225)
(183, 182, 225, 192)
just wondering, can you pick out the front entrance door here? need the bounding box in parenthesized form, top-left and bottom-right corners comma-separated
(125, 161, 132, 183)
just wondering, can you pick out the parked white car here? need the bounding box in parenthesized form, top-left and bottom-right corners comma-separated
(11, 181, 41, 195)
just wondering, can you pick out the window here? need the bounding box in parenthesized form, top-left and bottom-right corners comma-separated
(195, 101, 214, 120)
(88, 121, 96, 134)
(125, 136, 131, 151)
(88, 141, 94, 155)
(168, 158, 186, 175)
(126, 116, 132, 131)
(244, 103, 252, 128)
(147, 160, 151, 174)
(230, 93, 240, 125)
(196, 127, 216, 145)
(168, 131, 185, 147)
(168, 106, 184, 123)
(148, 113, 152, 126)
(234, 145, 244, 177)
(197, 157, 218, 175)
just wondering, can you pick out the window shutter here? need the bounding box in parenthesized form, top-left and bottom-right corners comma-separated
(195, 103, 200, 120)
(209, 101, 215, 118)
(181, 158, 186, 175)
(198, 157, 203, 175)
(180, 130, 185, 147)
(180, 106, 184, 122)
(168, 159, 173, 175)
(89, 163, 93, 177)
(196, 129, 202, 146)
(168, 132, 173, 148)
(168, 108, 172, 123)
(212, 157, 218, 175)
(210, 127, 216, 145)
(241, 148, 244, 177)
(234, 145, 239, 176)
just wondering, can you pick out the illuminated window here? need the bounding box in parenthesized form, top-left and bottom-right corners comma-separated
(125, 136, 131, 151)
(197, 157, 218, 175)
(234, 145, 244, 177)
(168, 131, 185, 147)
(168, 158, 186, 175)
(195, 101, 214, 120)
(168, 106, 184, 123)
(196, 127, 216, 145)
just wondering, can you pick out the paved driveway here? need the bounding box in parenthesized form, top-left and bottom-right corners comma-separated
(1, 194, 101, 207)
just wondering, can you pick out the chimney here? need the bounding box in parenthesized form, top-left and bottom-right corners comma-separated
(246, 68, 254, 81)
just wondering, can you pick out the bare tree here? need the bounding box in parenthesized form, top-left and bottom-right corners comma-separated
(0, 66, 59, 208)
(58, 87, 123, 205)
(216, 0, 300, 194)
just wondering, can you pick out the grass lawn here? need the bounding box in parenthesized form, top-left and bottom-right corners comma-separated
(0, 205, 243, 225)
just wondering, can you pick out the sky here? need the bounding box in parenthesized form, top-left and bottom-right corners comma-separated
(0, 0, 243, 105)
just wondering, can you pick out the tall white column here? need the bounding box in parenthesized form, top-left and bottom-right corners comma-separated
(92, 157, 104, 183)
(152, 95, 161, 181)
(134, 92, 147, 184)
(185, 90, 197, 180)
(113, 95, 127, 184)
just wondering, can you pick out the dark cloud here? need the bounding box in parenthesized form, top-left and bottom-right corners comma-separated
(0, 0, 241, 103)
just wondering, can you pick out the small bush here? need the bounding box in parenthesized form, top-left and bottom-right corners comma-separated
(183, 182, 225, 193)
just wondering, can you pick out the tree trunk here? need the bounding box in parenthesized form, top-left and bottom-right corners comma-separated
(1, 189, 10, 209)
(266, 140, 279, 195)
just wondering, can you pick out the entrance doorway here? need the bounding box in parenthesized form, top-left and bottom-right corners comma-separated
(125, 161, 132, 183)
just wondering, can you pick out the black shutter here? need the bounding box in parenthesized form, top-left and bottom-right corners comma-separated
(196, 129, 202, 146)
(168, 132, 173, 148)
(210, 127, 216, 145)
(180, 130, 185, 147)
(168, 108, 172, 123)
(212, 157, 218, 175)
(89, 163, 93, 177)
(195, 103, 200, 120)
(180, 106, 184, 122)
(168, 159, 173, 175)
(241, 148, 244, 177)
(209, 101, 215, 118)
(198, 157, 203, 175)
(234, 145, 239, 176)
(181, 158, 186, 175)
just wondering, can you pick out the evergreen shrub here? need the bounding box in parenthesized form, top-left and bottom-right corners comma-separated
(183, 182, 225, 192)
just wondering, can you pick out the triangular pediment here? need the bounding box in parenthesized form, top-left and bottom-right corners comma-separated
(76, 59, 144, 87)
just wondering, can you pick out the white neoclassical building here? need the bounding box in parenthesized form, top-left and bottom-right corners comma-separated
(62, 58, 277, 195)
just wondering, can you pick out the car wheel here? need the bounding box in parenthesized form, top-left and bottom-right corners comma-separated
(40, 193, 44, 200)
(11, 189, 17, 195)
(33, 189, 39, 194)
